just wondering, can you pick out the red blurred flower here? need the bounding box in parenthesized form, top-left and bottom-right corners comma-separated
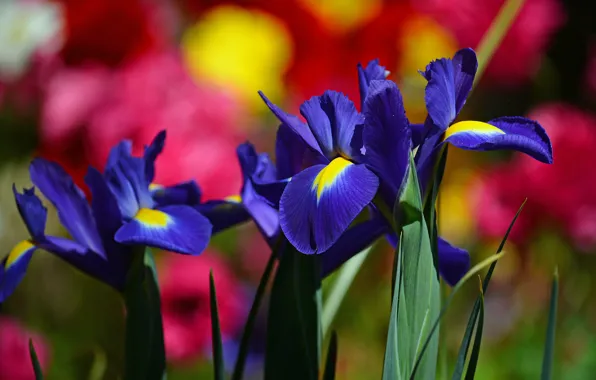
(160, 251, 246, 363)
(414, 0, 564, 85)
(40, 50, 246, 200)
(474, 103, 596, 251)
(55, 0, 166, 67)
(0, 317, 50, 380)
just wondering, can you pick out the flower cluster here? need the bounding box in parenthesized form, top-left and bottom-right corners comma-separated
(0, 48, 553, 302)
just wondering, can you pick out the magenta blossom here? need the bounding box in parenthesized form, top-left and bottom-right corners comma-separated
(160, 250, 247, 364)
(0, 317, 50, 380)
(40, 50, 246, 200)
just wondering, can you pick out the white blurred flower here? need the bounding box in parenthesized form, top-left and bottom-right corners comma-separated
(0, 0, 64, 80)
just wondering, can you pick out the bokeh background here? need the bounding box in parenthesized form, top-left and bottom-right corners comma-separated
(0, 0, 594, 379)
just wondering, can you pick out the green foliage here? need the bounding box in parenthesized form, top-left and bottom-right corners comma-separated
(29, 339, 44, 380)
(323, 331, 338, 380)
(209, 271, 225, 380)
(264, 242, 322, 380)
(541, 268, 559, 380)
(123, 247, 166, 380)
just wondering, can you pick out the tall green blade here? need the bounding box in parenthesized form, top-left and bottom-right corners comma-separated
(464, 280, 485, 380)
(210, 271, 225, 380)
(382, 154, 441, 380)
(382, 236, 407, 380)
(541, 268, 559, 380)
(29, 339, 44, 380)
(123, 247, 166, 380)
(323, 331, 338, 380)
(232, 249, 277, 380)
(264, 242, 321, 380)
(451, 200, 526, 380)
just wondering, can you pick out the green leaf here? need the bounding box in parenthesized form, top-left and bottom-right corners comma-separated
(323, 331, 338, 380)
(29, 339, 44, 380)
(464, 279, 485, 380)
(452, 200, 526, 380)
(410, 251, 505, 380)
(541, 268, 559, 380)
(210, 271, 225, 380)
(123, 247, 166, 380)
(383, 235, 406, 380)
(232, 249, 277, 380)
(265, 242, 321, 380)
(322, 245, 373, 338)
(383, 153, 441, 380)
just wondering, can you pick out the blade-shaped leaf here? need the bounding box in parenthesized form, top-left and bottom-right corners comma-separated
(410, 251, 505, 380)
(464, 279, 485, 380)
(383, 235, 407, 380)
(232, 249, 277, 380)
(452, 200, 526, 380)
(123, 247, 166, 380)
(383, 153, 441, 380)
(541, 268, 559, 380)
(210, 271, 225, 380)
(265, 242, 321, 380)
(323, 331, 338, 380)
(29, 339, 44, 380)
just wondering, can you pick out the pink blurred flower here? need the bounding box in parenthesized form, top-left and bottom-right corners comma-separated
(415, 0, 564, 84)
(474, 103, 596, 251)
(160, 251, 247, 363)
(40, 50, 246, 200)
(0, 317, 50, 380)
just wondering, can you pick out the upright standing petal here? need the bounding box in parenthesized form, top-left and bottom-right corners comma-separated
(299, 91, 364, 158)
(357, 59, 388, 108)
(444, 116, 553, 163)
(362, 80, 411, 205)
(115, 205, 212, 255)
(29, 158, 106, 258)
(259, 91, 325, 157)
(451, 48, 478, 114)
(144, 130, 166, 182)
(423, 58, 456, 130)
(279, 160, 379, 254)
(275, 123, 309, 179)
(12, 186, 46, 240)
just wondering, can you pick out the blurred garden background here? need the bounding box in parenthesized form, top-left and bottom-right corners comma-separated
(0, 0, 595, 378)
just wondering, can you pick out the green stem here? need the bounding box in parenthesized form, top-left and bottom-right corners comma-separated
(474, 0, 526, 86)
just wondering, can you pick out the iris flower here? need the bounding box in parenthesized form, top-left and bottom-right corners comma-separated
(415, 48, 553, 189)
(0, 131, 212, 302)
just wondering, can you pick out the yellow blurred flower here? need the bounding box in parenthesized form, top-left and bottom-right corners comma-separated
(437, 165, 476, 245)
(181, 6, 293, 109)
(397, 15, 457, 123)
(299, 0, 381, 32)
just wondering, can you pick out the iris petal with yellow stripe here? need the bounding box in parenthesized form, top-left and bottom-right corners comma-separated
(279, 160, 379, 254)
(115, 205, 212, 255)
(0, 240, 36, 302)
(443, 116, 553, 164)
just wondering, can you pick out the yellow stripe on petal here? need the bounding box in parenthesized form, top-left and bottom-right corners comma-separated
(225, 195, 242, 203)
(312, 157, 353, 200)
(6, 240, 35, 268)
(134, 208, 170, 228)
(444, 121, 505, 140)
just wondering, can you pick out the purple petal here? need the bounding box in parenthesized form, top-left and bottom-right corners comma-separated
(452, 48, 478, 115)
(424, 58, 456, 130)
(279, 160, 379, 254)
(259, 91, 325, 157)
(151, 181, 202, 207)
(358, 58, 387, 107)
(29, 158, 106, 258)
(362, 80, 411, 205)
(444, 117, 553, 164)
(12, 185, 47, 240)
(0, 240, 36, 302)
(198, 200, 251, 235)
(144, 130, 166, 182)
(438, 238, 470, 286)
(115, 206, 212, 255)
